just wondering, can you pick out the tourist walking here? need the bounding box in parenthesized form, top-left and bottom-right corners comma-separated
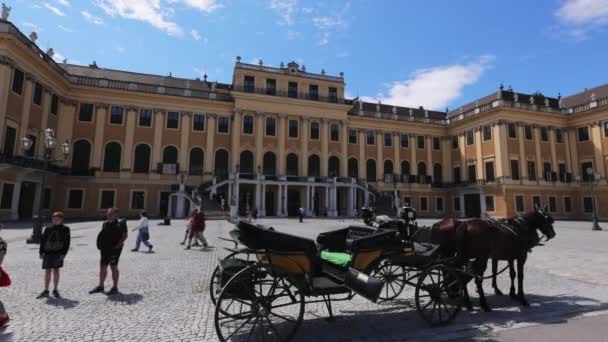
(299, 207, 305, 223)
(131, 211, 153, 252)
(186, 208, 208, 249)
(37, 212, 70, 299)
(0, 223, 9, 328)
(181, 208, 197, 246)
(89, 208, 128, 295)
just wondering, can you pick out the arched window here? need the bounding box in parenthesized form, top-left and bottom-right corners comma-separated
(239, 150, 254, 174)
(71, 140, 91, 175)
(243, 115, 254, 134)
(328, 156, 340, 177)
(263, 152, 276, 176)
(214, 149, 229, 178)
(308, 154, 320, 177)
(384, 160, 393, 176)
(366, 159, 377, 182)
(348, 158, 358, 178)
(162, 146, 178, 164)
(401, 160, 410, 176)
(189, 148, 204, 175)
(103, 142, 122, 172)
(433, 163, 442, 184)
(133, 144, 151, 173)
(286, 153, 299, 176)
(418, 161, 427, 176)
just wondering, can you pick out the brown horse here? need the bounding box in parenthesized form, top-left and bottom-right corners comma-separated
(432, 206, 555, 311)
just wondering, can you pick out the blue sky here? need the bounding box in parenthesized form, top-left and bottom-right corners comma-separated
(7, 0, 608, 110)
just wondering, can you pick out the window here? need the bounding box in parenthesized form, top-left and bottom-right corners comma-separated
(193, 114, 205, 131)
(50, 94, 59, 115)
(577, 126, 589, 142)
(604, 122, 608, 138)
(348, 129, 357, 144)
(288, 120, 298, 138)
(33, 82, 43, 105)
(103, 142, 122, 172)
(110, 106, 124, 125)
(367, 131, 375, 145)
(548, 196, 557, 213)
(420, 197, 428, 211)
(309, 84, 319, 100)
(581, 161, 593, 182)
(328, 87, 338, 102)
(266, 117, 276, 136)
(485, 196, 495, 212)
(583, 197, 594, 213)
(138, 109, 152, 127)
(527, 161, 536, 181)
(543, 162, 552, 181)
(436, 197, 444, 212)
(433, 137, 441, 150)
(11, 68, 24, 94)
(532, 196, 541, 209)
(564, 196, 572, 213)
(468, 164, 476, 182)
(0, 183, 14, 209)
(218, 116, 229, 133)
(451, 136, 459, 149)
(366, 159, 376, 182)
(466, 131, 474, 145)
(288, 82, 298, 98)
(483, 125, 492, 141)
(559, 162, 567, 182)
(511, 160, 520, 180)
(403, 197, 412, 207)
(540, 127, 549, 142)
(485, 161, 495, 182)
(524, 125, 533, 140)
(555, 128, 563, 143)
(3, 126, 16, 157)
(243, 76, 254, 92)
(79, 103, 94, 122)
(133, 144, 151, 173)
(309, 121, 319, 139)
(453, 166, 461, 184)
(67, 189, 83, 209)
(515, 195, 525, 213)
(266, 79, 276, 95)
(508, 123, 517, 138)
(167, 111, 180, 129)
(242, 115, 254, 134)
(131, 191, 145, 210)
(401, 134, 409, 148)
(384, 133, 392, 147)
(330, 124, 339, 142)
(417, 136, 425, 149)
(100, 190, 115, 209)
(453, 197, 461, 212)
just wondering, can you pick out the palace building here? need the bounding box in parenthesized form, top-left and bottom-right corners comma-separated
(0, 19, 607, 220)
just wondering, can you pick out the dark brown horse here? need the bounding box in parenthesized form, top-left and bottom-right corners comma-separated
(432, 206, 555, 311)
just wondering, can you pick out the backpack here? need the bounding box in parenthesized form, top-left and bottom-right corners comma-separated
(44, 229, 64, 253)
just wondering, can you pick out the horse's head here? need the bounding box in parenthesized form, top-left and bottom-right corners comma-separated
(530, 204, 556, 240)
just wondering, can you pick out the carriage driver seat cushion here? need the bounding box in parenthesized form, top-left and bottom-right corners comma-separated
(320, 250, 352, 267)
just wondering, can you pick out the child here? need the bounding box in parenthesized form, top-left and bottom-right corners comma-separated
(37, 212, 71, 299)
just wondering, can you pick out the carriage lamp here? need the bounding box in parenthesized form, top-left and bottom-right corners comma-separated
(20, 135, 33, 153)
(586, 167, 603, 231)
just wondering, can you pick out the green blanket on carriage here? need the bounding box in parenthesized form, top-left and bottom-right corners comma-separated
(320, 250, 352, 267)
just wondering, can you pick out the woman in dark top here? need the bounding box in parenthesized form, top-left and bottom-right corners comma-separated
(0, 223, 9, 327)
(37, 212, 71, 299)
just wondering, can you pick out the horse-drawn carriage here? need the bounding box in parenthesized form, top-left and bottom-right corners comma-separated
(210, 219, 467, 341)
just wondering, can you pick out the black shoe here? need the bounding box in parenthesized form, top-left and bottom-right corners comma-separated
(52, 290, 61, 298)
(148, 245, 153, 252)
(185, 245, 191, 250)
(203, 243, 209, 248)
(36, 290, 49, 299)
(106, 287, 119, 296)
(192, 242, 200, 247)
(131, 248, 138, 252)
(179, 242, 185, 245)
(88, 286, 104, 294)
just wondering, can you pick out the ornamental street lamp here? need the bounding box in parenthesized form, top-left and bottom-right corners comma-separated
(586, 167, 603, 231)
(21, 128, 72, 244)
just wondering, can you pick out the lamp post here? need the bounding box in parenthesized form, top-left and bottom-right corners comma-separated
(586, 167, 603, 231)
(21, 128, 71, 244)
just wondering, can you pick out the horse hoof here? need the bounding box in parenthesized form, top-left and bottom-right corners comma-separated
(494, 289, 504, 296)
(482, 305, 492, 312)
(509, 292, 518, 300)
(520, 299, 530, 307)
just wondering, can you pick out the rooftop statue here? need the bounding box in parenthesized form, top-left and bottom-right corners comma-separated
(2, 3, 10, 21)
(46, 48, 54, 58)
(29, 31, 38, 43)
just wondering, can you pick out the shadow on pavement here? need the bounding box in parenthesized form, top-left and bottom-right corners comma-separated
(106, 292, 144, 305)
(45, 297, 80, 310)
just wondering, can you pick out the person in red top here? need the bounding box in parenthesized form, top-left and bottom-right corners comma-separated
(185, 208, 208, 249)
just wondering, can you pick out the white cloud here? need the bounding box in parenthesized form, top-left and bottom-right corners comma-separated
(44, 3, 66, 16)
(190, 29, 202, 40)
(82, 11, 105, 25)
(362, 55, 495, 110)
(554, 0, 608, 40)
(318, 32, 329, 45)
(96, 0, 183, 37)
(23, 22, 42, 32)
(336, 51, 350, 58)
(115, 46, 126, 53)
(52, 51, 66, 63)
(269, 0, 297, 26)
(58, 24, 74, 32)
(55, 0, 70, 7)
(168, 0, 222, 12)
(312, 16, 346, 30)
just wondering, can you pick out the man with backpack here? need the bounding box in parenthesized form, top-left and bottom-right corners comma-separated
(89, 208, 128, 296)
(37, 212, 70, 299)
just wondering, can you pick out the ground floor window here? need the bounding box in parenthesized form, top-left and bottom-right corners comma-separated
(548, 196, 557, 213)
(131, 191, 145, 210)
(583, 196, 593, 213)
(0, 183, 14, 209)
(564, 196, 572, 213)
(436, 197, 444, 212)
(420, 197, 428, 211)
(515, 195, 524, 213)
(485, 195, 495, 212)
(453, 197, 461, 212)
(67, 189, 84, 209)
(532, 195, 541, 209)
(100, 190, 116, 209)
(403, 196, 412, 207)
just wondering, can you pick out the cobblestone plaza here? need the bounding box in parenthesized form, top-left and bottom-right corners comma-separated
(1, 218, 607, 341)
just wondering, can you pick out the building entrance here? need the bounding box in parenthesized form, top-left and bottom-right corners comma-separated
(18, 181, 36, 219)
(464, 193, 481, 218)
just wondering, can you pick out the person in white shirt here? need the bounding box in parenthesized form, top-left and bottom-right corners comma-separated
(131, 212, 153, 252)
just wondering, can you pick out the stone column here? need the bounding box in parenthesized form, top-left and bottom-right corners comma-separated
(278, 113, 287, 175)
(549, 127, 558, 173)
(591, 122, 606, 180)
(17, 76, 34, 155)
(260, 183, 266, 216)
(255, 182, 261, 212)
(533, 126, 543, 180)
(54, 98, 77, 163)
(121, 106, 137, 174)
(283, 184, 289, 216)
(517, 124, 527, 179)
(305, 185, 311, 216)
(204, 113, 216, 175)
(10, 178, 22, 220)
(426, 135, 433, 180)
(179, 112, 191, 170)
(151, 109, 165, 177)
(301, 117, 309, 177)
(91, 103, 108, 169)
(231, 109, 241, 170)
(475, 128, 483, 180)
(459, 133, 467, 180)
(376, 130, 383, 181)
(442, 136, 452, 182)
(340, 121, 348, 177)
(255, 112, 264, 171)
(393, 132, 400, 180)
(36, 90, 52, 158)
(358, 129, 365, 180)
(324, 186, 330, 215)
(567, 128, 579, 179)
(564, 129, 573, 173)
(321, 118, 329, 177)
(0, 63, 12, 147)
(411, 134, 418, 176)
(494, 122, 509, 179)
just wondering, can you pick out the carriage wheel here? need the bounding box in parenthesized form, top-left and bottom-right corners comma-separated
(214, 264, 305, 342)
(210, 251, 242, 305)
(415, 264, 463, 327)
(370, 259, 406, 301)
